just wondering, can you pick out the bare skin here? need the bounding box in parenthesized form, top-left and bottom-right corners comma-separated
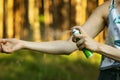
(0, 0, 120, 61)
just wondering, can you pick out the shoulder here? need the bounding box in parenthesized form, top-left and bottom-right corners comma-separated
(96, 0, 110, 18)
(97, 0, 110, 10)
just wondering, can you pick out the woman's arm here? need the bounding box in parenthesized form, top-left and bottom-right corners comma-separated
(99, 44, 120, 62)
(0, 1, 110, 55)
(22, 39, 77, 55)
(81, 1, 110, 38)
(0, 38, 77, 55)
(72, 1, 120, 61)
(20, 1, 110, 54)
(73, 26, 120, 62)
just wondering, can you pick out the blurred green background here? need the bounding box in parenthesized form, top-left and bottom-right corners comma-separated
(0, 50, 101, 80)
(0, 0, 106, 80)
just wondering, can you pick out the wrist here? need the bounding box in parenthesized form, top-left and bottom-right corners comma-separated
(21, 40, 29, 49)
(96, 43, 105, 53)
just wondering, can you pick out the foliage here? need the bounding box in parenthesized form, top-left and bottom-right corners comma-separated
(0, 50, 101, 80)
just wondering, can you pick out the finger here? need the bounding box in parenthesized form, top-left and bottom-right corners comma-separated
(72, 36, 77, 42)
(79, 44, 85, 50)
(0, 38, 15, 44)
(1, 44, 7, 53)
(71, 26, 81, 30)
(76, 39, 84, 47)
(77, 38, 85, 45)
(77, 28, 85, 35)
(72, 34, 85, 43)
(1, 44, 12, 53)
(72, 27, 87, 35)
(77, 44, 85, 50)
(0, 39, 8, 44)
(74, 34, 86, 39)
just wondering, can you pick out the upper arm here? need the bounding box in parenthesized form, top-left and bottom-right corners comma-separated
(66, 1, 110, 53)
(81, 1, 110, 38)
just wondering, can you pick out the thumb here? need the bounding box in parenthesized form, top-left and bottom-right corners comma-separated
(1, 43, 8, 53)
(72, 26, 87, 35)
(78, 27, 86, 34)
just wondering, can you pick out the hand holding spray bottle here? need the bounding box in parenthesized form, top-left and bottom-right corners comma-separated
(72, 28, 93, 58)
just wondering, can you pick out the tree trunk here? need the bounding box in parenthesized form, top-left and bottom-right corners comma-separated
(0, 0, 4, 38)
(75, 0, 87, 25)
(44, 0, 53, 41)
(29, 0, 41, 41)
(60, 0, 71, 40)
(3, 0, 7, 38)
(6, 0, 14, 38)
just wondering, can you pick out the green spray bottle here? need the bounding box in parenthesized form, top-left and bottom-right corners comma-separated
(72, 28, 93, 58)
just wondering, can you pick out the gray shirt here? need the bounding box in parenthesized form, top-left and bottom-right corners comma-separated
(100, 0, 120, 70)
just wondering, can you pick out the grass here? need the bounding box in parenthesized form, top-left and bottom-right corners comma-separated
(0, 50, 101, 80)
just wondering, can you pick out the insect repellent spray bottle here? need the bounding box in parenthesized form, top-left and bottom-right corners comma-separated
(72, 28, 93, 58)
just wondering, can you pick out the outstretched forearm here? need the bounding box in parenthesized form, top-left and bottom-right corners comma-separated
(98, 44, 120, 61)
(22, 40, 77, 55)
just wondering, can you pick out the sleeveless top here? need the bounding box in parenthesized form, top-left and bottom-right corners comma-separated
(100, 0, 120, 70)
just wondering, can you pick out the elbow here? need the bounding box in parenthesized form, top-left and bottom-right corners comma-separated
(62, 41, 77, 55)
(56, 40, 77, 55)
